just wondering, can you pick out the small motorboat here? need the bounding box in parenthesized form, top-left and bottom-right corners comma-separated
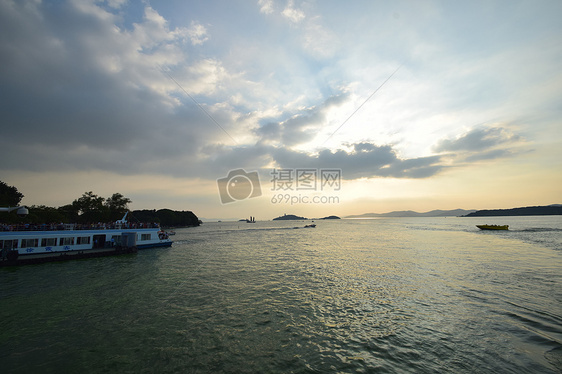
(304, 224, 316, 228)
(476, 224, 509, 230)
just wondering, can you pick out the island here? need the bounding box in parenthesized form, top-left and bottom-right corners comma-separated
(320, 215, 341, 220)
(272, 214, 308, 221)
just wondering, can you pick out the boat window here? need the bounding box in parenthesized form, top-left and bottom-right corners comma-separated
(77, 237, 90, 245)
(0, 239, 18, 249)
(41, 238, 57, 247)
(59, 237, 74, 246)
(21, 238, 39, 248)
(141, 234, 151, 241)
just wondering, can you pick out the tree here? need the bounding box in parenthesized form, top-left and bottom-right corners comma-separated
(105, 193, 131, 212)
(26, 205, 67, 224)
(0, 181, 24, 206)
(105, 193, 132, 220)
(71, 191, 106, 222)
(58, 204, 79, 223)
(72, 191, 105, 215)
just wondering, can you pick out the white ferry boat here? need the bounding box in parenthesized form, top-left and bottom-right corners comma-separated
(0, 209, 173, 265)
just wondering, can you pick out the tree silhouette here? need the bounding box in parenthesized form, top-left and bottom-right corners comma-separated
(0, 181, 24, 206)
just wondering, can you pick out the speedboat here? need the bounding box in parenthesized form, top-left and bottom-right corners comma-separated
(476, 224, 509, 230)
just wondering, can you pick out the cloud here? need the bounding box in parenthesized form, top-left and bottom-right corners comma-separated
(282, 0, 305, 23)
(258, 0, 338, 58)
(0, 1, 223, 177)
(0, 0, 474, 185)
(433, 126, 520, 153)
(464, 149, 513, 162)
(255, 122, 282, 143)
(106, 0, 128, 9)
(173, 58, 230, 96)
(432, 125, 524, 163)
(0, 0, 556, 203)
(258, 0, 274, 15)
(187, 21, 208, 46)
(301, 15, 339, 59)
(254, 92, 349, 146)
(269, 143, 444, 180)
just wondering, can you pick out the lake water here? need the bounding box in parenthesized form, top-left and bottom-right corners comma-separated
(1, 216, 561, 373)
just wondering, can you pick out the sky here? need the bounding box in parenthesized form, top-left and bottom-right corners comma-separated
(1, 0, 561, 220)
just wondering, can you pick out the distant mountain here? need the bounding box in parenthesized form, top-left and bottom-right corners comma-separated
(346, 209, 476, 218)
(464, 205, 562, 217)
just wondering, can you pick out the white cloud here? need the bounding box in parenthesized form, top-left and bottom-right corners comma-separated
(187, 21, 208, 45)
(181, 58, 229, 95)
(258, 0, 274, 15)
(131, 6, 189, 49)
(282, 0, 305, 23)
(106, 0, 128, 9)
(301, 15, 339, 59)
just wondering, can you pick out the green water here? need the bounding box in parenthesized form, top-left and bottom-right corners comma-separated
(1, 217, 561, 373)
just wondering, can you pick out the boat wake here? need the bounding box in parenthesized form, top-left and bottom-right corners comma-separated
(518, 227, 562, 233)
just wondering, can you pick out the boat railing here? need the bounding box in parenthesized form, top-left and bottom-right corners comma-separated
(0, 222, 161, 232)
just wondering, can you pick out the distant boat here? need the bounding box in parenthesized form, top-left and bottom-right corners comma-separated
(476, 224, 509, 230)
(246, 216, 256, 223)
(304, 224, 316, 228)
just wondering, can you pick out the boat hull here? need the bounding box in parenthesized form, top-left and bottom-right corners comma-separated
(476, 225, 509, 230)
(1, 246, 139, 266)
(137, 241, 173, 249)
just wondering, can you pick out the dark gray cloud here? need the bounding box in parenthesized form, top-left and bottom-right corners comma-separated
(0, 1, 226, 178)
(254, 122, 281, 142)
(269, 143, 444, 179)
(0, 1, 356, 183)
(432, 126, 523, 163)
(433, 126, 520, 153)
(185, 140, 446, 182)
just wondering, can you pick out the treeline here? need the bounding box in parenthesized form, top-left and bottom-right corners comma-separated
(1, 190, 135, 224)
(0, 181, 200, 227)
(5, 206, 200, 227)
(131, 209, 200, 227)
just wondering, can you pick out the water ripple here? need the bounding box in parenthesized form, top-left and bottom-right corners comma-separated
(1, 217, 561, 373)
